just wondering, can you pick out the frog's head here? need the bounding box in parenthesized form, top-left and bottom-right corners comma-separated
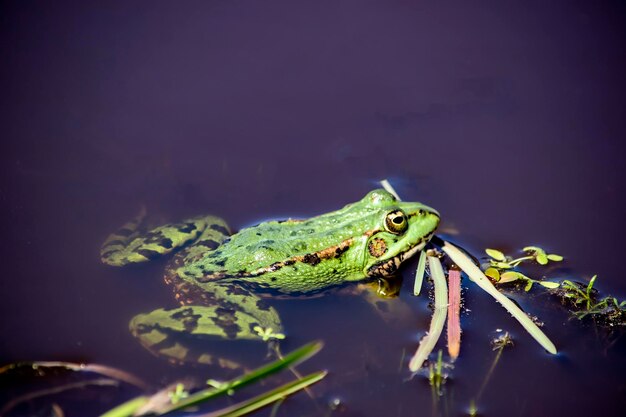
(360, 189, 439, 277)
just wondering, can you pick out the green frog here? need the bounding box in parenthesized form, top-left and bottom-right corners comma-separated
(101, 189, 440, 367)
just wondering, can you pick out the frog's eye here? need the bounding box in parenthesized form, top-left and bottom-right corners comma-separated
(384, 210, 408, 235)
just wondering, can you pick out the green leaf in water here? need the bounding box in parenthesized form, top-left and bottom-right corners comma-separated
(524, 280, 534, 292)
(484, 267, 500, 281)
(539, 281, 560, 289)
(485, 249, 505, 261)
(499, 271, 524, 284)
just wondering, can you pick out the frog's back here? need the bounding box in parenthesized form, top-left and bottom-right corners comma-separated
(179, 198, 380, 290)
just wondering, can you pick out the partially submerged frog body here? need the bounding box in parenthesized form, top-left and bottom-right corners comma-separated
(101, 190, 440, 367)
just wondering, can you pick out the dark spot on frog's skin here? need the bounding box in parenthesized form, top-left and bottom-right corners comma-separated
(376, 301, 389, 313)
(210, 224, 230, 236)
(213, 307, 241, 339)
(178, 223, 198, 234)
(270, 277, 277, 282)
(289, 231, 297, 237)
(332, 269, 337, 274)
(268, 262, 282, 272)
(137, 249, 163, 260)
(214, 259, 226, 267)
(225, 285, 250, 296)
(198, 239, 220, 249)
(284, 259, 295, 266)
(303, 253, 320, 266)
(160, 238, 174, 249)
(256, 299, 271, 311)
(335, 245, 349, 257)
(256, 232, 262, 236)
(170, 308, 202, 332)
(368, 238, 388, 258)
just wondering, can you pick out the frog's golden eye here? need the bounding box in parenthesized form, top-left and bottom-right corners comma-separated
(384, 210, 408, 235)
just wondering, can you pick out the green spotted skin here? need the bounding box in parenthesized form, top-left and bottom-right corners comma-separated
(101, 189, 440, 366)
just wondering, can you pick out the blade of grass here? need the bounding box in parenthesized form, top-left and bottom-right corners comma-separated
(439, 240, 557, 354)
(198, 371, 327, 417)
(156, 341, 323, 415)
(380, 179, 402, 200)
(413, 250, 427, 296)
(447, 269, 462, 359)
(99, 396, 150, 417)
(409, 256, 448, 372)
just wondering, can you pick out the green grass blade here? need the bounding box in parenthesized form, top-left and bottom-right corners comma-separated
(413, 250, 427, 296)
(158, 341, 323, 414)
(409, 256, 448, 372)
(440, 240, 557, 354)
(199, 371, 327, 417)
(380, 179, 402, 200)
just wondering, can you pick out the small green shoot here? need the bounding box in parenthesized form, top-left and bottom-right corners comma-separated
(483, 247, 562, 292)
(253, 326, 286, 342)
(485, 246, 563, 269)
(413, 250, 427, 296)
(428, 350, 446, 394)
(168, 383, 189, 405)
(554, 276, 625, 325)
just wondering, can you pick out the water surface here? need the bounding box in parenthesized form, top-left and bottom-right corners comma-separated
(1, 1, 625, 416)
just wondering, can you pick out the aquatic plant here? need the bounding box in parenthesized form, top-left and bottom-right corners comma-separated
(483, 247, 561, 291)
(0, 342, 325, 417)
(408, 254, 448, 372)
(440, 240, 557, 354)
(553, 276, 625, 326)
(101, 341, 325, 417)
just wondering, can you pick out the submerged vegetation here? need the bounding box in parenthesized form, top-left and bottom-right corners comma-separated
(552, 276, 625, 326)
(482, 246, 625, 328)
(1, 342, 325, 417)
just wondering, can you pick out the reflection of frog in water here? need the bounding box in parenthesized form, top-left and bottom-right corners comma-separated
(101, 189, 440, 367)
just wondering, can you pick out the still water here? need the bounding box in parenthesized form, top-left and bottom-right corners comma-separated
(1, 1, 625, 416)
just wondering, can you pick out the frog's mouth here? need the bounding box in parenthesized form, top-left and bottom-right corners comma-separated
(366, 231, 435, 277)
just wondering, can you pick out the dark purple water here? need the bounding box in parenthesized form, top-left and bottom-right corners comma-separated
(1, 1, 625, 416)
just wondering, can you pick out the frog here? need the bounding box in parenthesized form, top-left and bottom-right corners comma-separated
(100, 189, 440, 368)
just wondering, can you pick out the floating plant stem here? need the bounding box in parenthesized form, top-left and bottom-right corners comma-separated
(157, 341, 323, 414)
(446, 269, 461, 359)
(197, 371, 327, 417)
(380, 179, 402, 200)
(439, 240, 557, 354)
(414, 250, 427, 296)
(100, 396, 150, 417)
(409, 255, 448, 372)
